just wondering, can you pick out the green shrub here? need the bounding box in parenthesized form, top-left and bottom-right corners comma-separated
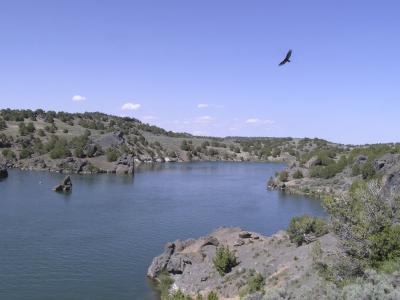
(213, 246, 237, 276)
(74, 146, 85, 158)
(201, 141, 210, 148)
(324, 180, 397, 263)
(2, 149, 16, 160)
(361, 161, 376, 180)
(309, 156, 348, 179)
(19, 148, 33, 159)
(272, 148, 281, 157)
(239, 273, 264, 297)
(180, 140, 194, 152)
(37, 129, 46, 137)
(45, 124, 57, 133)
(207, 291, 218, 300)
(287, 215, 328, 246)
(292, 169, 303, 179)
(158, 271, 174, 299)
(279, 170, 289, 182)
(169, 290, 192, 300)
(84, 129, 91, 136)
(106, 148, 120, 162)
(310, 240, 323, 263)
(45, 136, 71, 159)
(0, 118, 7, 130)
(369, 224, 400, 263)
(207, 148, 219, 156)
(247, 273, 264, 293)
(351, 164, 361, 176)
(18, 122, 35, 135)
(50, 145, 72, 159)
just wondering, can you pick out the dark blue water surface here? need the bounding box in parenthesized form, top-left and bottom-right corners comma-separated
(0, 162, 325, 300)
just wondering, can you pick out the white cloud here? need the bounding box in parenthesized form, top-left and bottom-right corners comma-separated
(121, 102, 141, 111)
(197, 103, 209, 108)
(72, 95, 86, 102)
(245, 118, 261, 124)
(195, 115, 215, 124)
(245, 118, 274, 125)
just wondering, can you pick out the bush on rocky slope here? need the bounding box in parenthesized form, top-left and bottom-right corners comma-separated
(213, 246, 238, 276)
(287, 215, 328, 246)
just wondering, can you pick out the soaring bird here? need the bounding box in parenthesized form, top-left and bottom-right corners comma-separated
(279, 49, 292, 66)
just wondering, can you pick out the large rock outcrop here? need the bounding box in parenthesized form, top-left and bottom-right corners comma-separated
(95, 131, 125, 148)
(115, 154, 134, 175)
(147, 227, 341, 299)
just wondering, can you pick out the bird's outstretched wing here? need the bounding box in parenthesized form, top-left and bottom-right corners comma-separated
(279, 49, 292, 66)
(285, 49, 292, 60)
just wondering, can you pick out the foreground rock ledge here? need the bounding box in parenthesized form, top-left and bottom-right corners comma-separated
(147, 227, 340, 299)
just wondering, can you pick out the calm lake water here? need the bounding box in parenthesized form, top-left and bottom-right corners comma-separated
(0, 162, 324, 300)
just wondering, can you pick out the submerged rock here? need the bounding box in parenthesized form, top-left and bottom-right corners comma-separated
(53, 175, 72, 192)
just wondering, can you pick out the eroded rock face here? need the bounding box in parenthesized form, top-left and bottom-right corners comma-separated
(53, 175, 72, 192)
(116, 154, 134, 175)
(148, 227, 342, 299)
(95, 131, 125, 148)
(147, 242, 175, 278)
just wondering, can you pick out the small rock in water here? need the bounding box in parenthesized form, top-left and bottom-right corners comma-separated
(53, 175, 73, 193)
(0, 165, 8, 179)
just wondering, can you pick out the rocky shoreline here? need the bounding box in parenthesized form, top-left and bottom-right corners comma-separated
(268, 153, 400, 199)
(147, 227, 341, 300)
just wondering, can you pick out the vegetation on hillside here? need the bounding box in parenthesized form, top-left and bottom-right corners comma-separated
(213, 246, 238, 276)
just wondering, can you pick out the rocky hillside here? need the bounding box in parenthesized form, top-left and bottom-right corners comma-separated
(0, 108, 326, 174)
(268, 142, 400, 198)
(2, 108, 400, 196)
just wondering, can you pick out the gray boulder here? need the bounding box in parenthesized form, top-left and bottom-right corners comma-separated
(116, 154, 134, 175)
(115, 165, 134, 175)
(85, 143, 102, 157)
(239, 231, 252, 238)
(200, 236, 219, 248)
(305, 156, 322, 168)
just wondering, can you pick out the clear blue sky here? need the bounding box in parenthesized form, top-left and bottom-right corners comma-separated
(1, 1, 399, 144)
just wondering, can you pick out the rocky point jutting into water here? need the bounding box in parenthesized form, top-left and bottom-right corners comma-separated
(148, 227, 342, 300)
